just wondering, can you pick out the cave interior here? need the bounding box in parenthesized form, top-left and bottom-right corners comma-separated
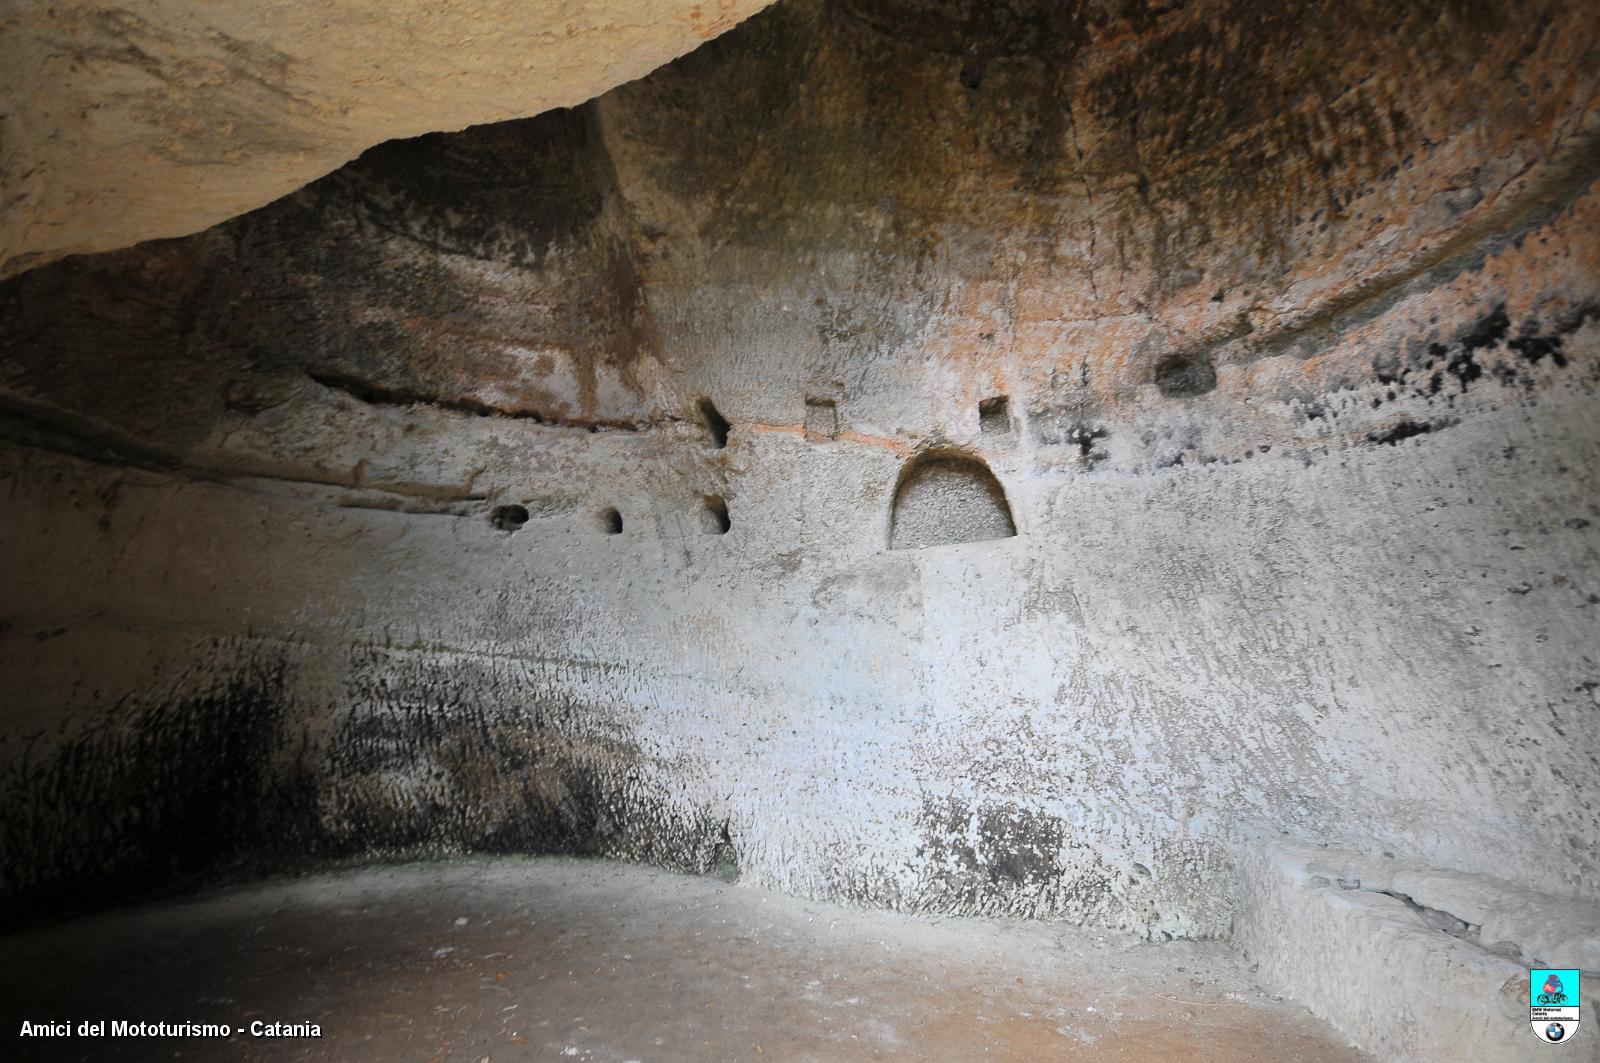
(1, 1, 1598, 1060)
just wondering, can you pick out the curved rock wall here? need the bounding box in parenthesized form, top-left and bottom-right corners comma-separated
(1, 0, 1597, 934)
(0, 0, 774, 277)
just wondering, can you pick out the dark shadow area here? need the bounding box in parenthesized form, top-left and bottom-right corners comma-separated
(698, 398, 730, 449)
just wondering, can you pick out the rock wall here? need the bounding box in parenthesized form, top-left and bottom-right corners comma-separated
(1236, 838, 1600, 1063)
(0, 0, 774, 277)
(2, 0, 1598, 935)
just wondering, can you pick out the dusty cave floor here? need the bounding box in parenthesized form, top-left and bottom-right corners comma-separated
(1, 857, 1369, 1063)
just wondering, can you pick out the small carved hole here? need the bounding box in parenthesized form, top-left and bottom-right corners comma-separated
(491, 505, 529, 533)
(804, 397, 839, 441)
(701, 495, 730, 534)
(1154, 355, 1217, 398)
(698, 398, 730, 449)
(978, 395, 1010, 434)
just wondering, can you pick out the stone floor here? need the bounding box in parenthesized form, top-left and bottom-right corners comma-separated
(1, 857, 1369, 1062)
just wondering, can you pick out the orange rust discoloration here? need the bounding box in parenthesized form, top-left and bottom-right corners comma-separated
(747, 422, 913, 456)
(836, 429, 914, 457)
(745, 422, 806, 438)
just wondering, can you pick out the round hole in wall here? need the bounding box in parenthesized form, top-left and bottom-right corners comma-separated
(600, 507, 623, 535)
(491, 504, 529, 533)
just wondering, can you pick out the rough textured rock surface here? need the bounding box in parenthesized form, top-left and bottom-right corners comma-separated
(888, 451, 1017, 549)
(0, 858, 1370, 1062)
(1, 0, 1598, 950)
(1236, 838, 1600, 1062)
(0, 0, 774, 278)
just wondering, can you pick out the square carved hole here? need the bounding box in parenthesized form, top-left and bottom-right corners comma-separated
(979, 395, 1010, 435)
(804, 397, 839, 442)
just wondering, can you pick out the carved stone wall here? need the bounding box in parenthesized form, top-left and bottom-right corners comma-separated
(0, 0, 773, 277)
(1, 0, 1596, 936)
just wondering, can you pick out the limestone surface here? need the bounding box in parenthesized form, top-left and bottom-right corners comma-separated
(0, 857, 1369, 1062)
(0, 0, 1597, 955)
(0, 0, 773, 278)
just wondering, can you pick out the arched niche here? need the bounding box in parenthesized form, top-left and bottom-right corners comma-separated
(888, 450, 1017, 550)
